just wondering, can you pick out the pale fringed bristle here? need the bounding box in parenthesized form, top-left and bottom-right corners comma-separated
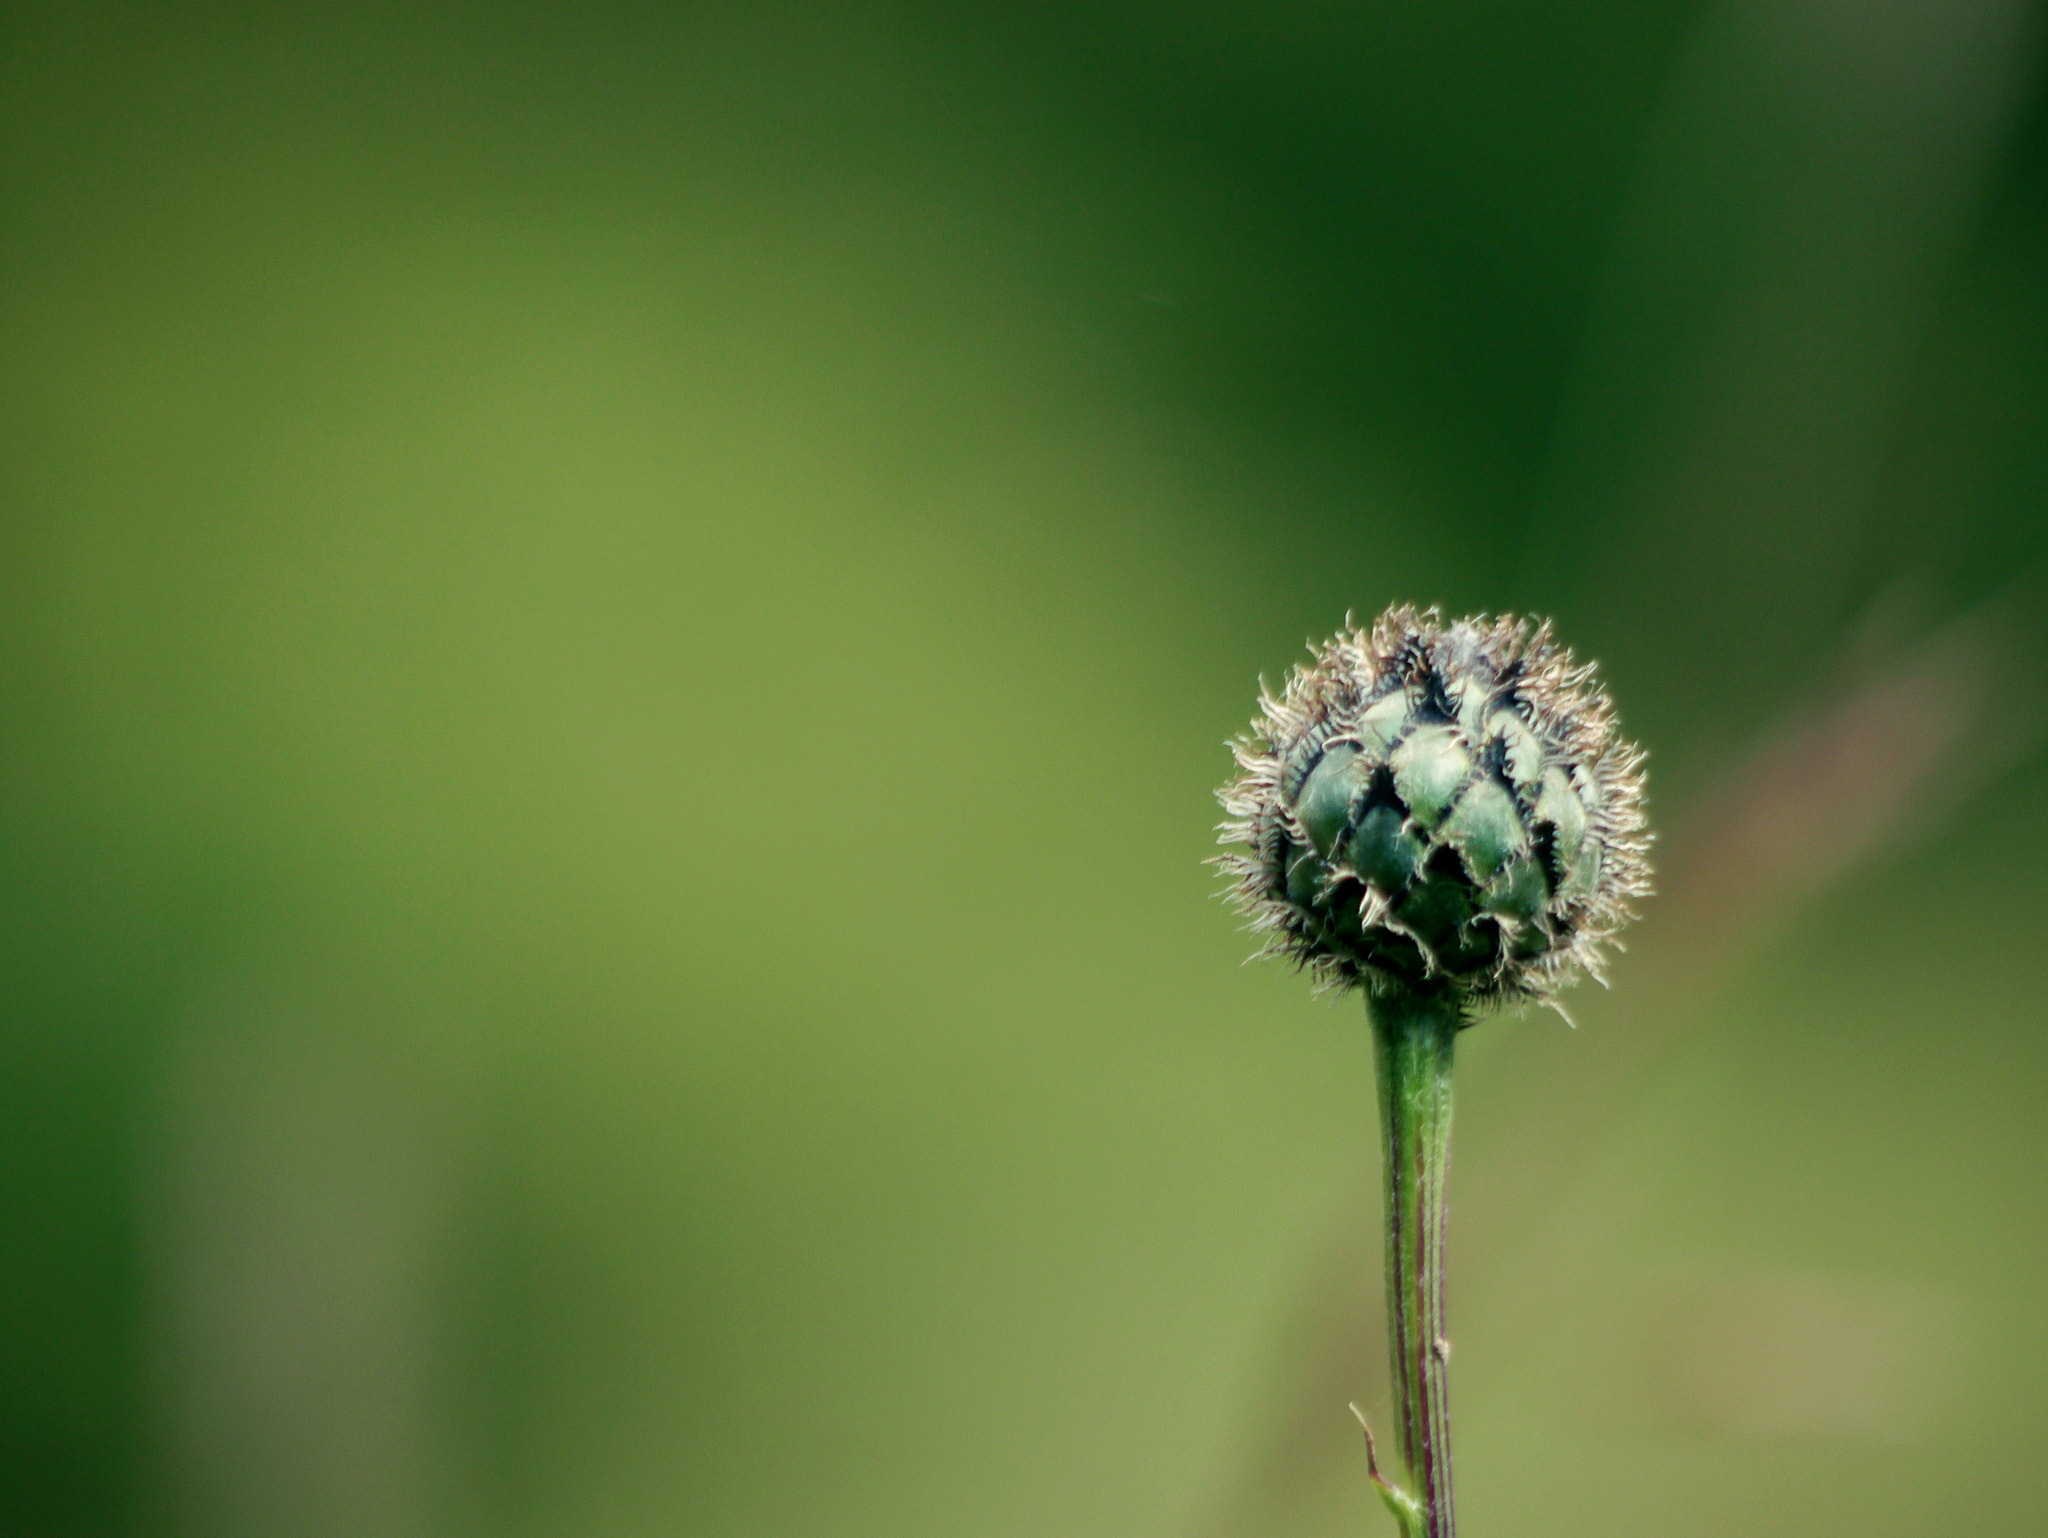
(1213, 606, 1651, 1012)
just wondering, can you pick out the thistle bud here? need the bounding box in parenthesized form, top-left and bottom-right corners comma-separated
(1217, 606, 1650, 1009)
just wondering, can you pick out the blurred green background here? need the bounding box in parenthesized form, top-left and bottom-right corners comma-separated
(5, 2, 2047, 1534)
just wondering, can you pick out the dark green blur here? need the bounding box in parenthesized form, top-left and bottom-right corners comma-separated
(3, 3, 2046, 1535)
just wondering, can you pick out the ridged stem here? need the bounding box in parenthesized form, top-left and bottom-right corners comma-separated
(1369, 986, 1460, 1538)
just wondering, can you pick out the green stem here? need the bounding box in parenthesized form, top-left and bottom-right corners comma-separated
(1369, 986, 1461, 1538)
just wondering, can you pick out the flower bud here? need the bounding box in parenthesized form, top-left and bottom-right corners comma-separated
(1217, 607, 1649, 1008)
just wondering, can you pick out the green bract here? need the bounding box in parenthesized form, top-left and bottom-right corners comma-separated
(1217, 607, 1649, 1009)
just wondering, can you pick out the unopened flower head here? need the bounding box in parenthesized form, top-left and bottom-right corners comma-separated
(1216, 606, 1650, 1009)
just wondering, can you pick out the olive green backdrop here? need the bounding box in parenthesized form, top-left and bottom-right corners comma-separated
(4, 3, 2047, 1535)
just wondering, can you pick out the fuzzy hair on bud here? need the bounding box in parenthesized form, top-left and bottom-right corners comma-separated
(1215, 606, 1650, 1011)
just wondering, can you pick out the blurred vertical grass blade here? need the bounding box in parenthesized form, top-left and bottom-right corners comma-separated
(1523, 0, 2038, 763)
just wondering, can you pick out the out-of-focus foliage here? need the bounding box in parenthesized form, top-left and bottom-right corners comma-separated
(2, 3, 2044, 1536)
